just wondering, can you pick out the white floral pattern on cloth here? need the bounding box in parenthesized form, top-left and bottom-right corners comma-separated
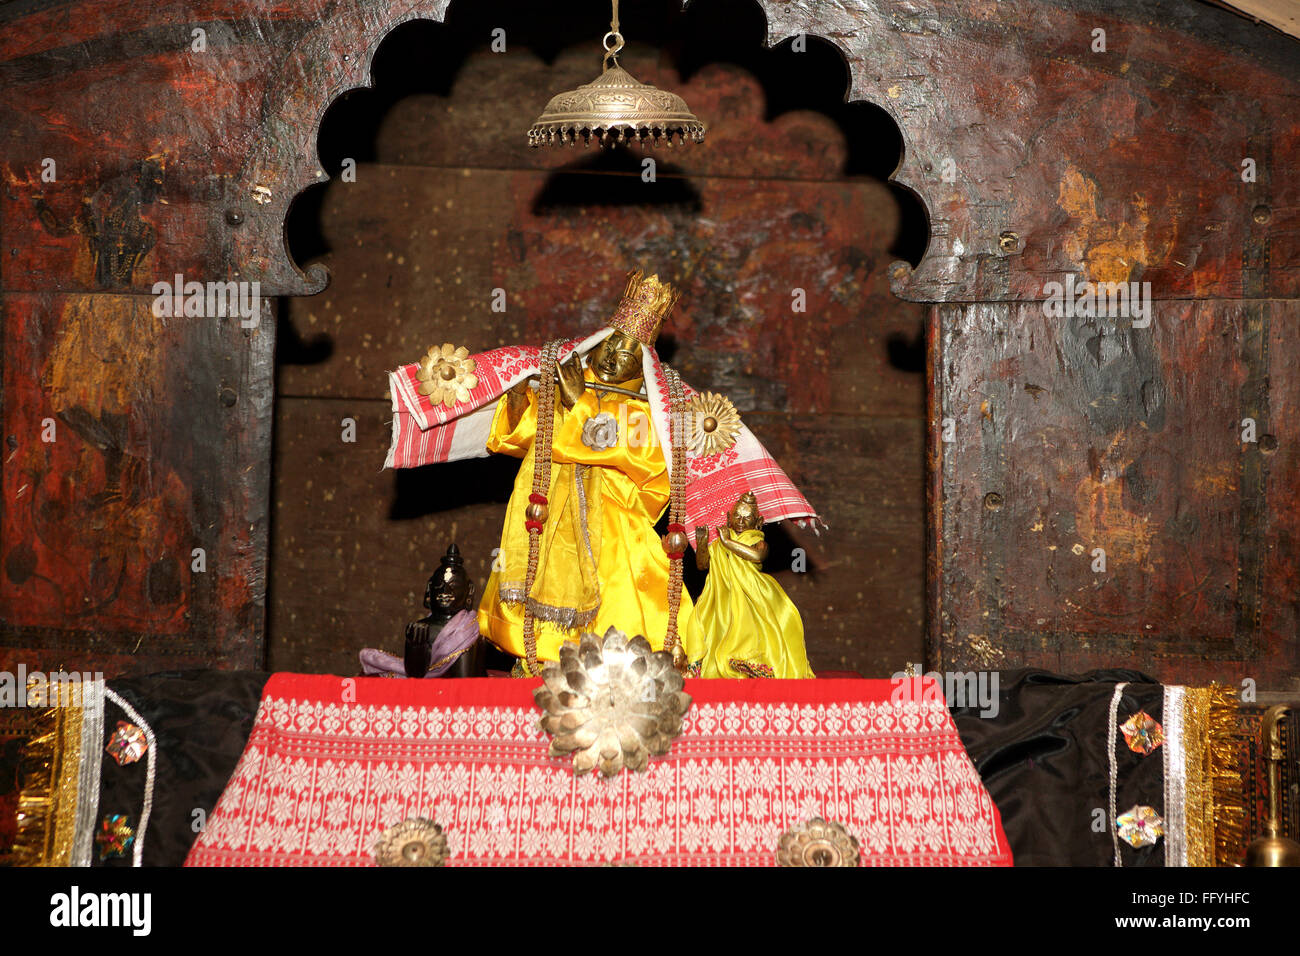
(187, 691, 1009, 867)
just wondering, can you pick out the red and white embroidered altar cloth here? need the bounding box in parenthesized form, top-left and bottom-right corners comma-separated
(185, 674, 1013, 866)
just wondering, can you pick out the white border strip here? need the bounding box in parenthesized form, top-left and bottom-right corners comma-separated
(104, 688, 158, 868)
(70, 679, 105, 867)
(1108, 681, 1129, 867)
(1163, 685, 1187, 867)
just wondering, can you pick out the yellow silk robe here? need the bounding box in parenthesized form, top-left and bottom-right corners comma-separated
(478, 368, 694, 661)
(682, 527, 814, 679)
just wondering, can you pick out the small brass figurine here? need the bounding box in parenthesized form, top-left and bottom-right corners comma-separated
(681, 492, 815, 679)
(360, 544, 483, 678)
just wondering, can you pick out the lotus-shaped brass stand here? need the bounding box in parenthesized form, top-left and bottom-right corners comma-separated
(534, 627, 692, 777)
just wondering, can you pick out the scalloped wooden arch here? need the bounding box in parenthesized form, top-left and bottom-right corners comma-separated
(221, 0, 1297, 304)
(224, 0, 946, 301)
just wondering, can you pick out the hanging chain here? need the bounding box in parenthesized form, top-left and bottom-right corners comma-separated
(521, 340, 562, 673)
(602, 0, 625, 70)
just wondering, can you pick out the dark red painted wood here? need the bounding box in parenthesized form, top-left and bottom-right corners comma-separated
(0, 0, 1296, 683)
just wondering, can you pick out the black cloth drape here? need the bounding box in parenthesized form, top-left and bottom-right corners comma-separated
(95, 671, 269, 867)
(951, 668, 1167, 867)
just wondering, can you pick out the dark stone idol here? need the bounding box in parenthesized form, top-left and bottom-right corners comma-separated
(404, 543, 482, 678)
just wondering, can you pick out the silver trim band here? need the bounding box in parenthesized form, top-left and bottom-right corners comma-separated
(70, 678, 105, 867)
(104, 688, 158, 868)
(1163, 685, 1187, 867)
(1108, 681, 1128, 867)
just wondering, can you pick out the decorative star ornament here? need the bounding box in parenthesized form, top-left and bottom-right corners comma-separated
(1116, 805, 1164, 848)
(105, 721, 149, 766)
(95, 814, 136, 860)
(1120, 710, 1165, 755)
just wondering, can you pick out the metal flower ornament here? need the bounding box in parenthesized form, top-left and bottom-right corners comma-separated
(1116, 805, 1164, 848)
(581, 411, 620, 451)
(416, 343, 478, 408)
(685, 391, 741, 457)
(534, 626, 692, 777)
(1120, 710, 1165, 755)
(105, 721, 149, 766)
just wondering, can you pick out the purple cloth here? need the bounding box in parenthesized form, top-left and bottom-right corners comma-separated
(360, 609, 480, 678)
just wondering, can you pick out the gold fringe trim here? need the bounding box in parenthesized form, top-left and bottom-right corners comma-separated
(1207, 684, 1248, 867)
(1183, 685, 1247, 867)
(1182, 688, 1211, 866)
(11, 693, 84, 867)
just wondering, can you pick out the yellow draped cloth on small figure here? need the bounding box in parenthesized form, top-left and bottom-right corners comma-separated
(682, 528, 814, 679)
(478, 367, 694, 661)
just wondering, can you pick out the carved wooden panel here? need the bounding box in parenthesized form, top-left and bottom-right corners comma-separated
(933, 299, 1300, 686)
(1, 0, 1297, 680)
(2, 0, 1295, 300)
(0, 293, 271, 674)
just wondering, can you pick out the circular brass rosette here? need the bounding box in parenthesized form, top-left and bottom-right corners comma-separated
(534, 626, 693, 777)
(775, 817, 862, 867)
(528, 65, 706, 148)
(685, 391, 741, 457)
(416, 343, 478, 408)
(373, 817, 449, 867)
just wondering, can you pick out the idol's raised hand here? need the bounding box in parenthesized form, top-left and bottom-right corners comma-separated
(556, 352, 586, 409)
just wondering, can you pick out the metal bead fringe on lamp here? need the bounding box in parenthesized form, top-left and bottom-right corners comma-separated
(528, 0, 706, 149)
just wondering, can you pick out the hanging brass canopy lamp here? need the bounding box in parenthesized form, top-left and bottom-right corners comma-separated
(528, 0, 706, 148)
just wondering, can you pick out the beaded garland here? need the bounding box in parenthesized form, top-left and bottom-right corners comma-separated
(519, 340, 563, 672)
(662, 368, 687, 660)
